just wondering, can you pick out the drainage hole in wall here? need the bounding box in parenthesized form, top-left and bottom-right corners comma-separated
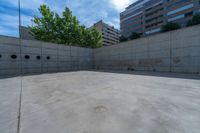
(46, 56, 50, 60)
(36, 56, 41, 60)
(24, 55, 30, 59)
(11, 55, 17, 59)
(0, 54, 2, 58)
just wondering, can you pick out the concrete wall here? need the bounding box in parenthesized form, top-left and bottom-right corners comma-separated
(1, 25, 200, 77)
(0, 36, 93, 77)
(94, 25, 200, 73)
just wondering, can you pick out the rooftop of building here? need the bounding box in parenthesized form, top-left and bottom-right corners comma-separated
(93, 20, 120, 33)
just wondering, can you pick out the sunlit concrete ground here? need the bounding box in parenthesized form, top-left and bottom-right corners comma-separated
(0, 71, 200, 133)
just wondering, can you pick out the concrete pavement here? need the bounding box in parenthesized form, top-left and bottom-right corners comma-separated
(0, 71, 200, 133)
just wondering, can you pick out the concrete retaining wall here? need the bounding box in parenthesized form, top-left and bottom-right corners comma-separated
(0, 36, 93, 77)
(94, 25, 200, 73)
(1, 25, 200, 77)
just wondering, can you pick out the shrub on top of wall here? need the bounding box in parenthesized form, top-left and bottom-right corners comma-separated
(129, 32, 142, 40)
(161, 22, 181, 32)
(120, 35, 128, 42)
(187, 14, 200, 26)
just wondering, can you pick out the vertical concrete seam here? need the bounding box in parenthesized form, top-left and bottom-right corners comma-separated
(78, 47, 80, 70)
(57, 43, 59, 72)
(41, 41, 43, 73)
(70, 45, 72, 70)
(92, 48, 95, 69)
(169, 31, 172, 72)
(119, 45, 122, 71)
(147, 37, 150, 71)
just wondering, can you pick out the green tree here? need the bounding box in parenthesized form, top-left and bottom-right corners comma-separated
(29, 5, 102, 48)
(88, 28, 102, 48)
(29, 5, 57, 42)
(187, 14, 200, 26)
(120, 35, 128, 42)
(161, 22, 181, 32)
(129, 32, 141, 40)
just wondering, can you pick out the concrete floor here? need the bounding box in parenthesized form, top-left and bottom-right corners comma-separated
(0, 71, 200, 133)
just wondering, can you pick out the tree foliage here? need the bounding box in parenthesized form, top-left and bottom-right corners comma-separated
(187, 14, 200, 26)
(119, 35, 128, 42)
(29, 5, 102, 48)
(161, 22, 181, 32)
(129, 32, 141, 40)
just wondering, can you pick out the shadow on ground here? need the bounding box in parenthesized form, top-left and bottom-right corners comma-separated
(92, 70, 200, 80)
(1, 69, 200, 80)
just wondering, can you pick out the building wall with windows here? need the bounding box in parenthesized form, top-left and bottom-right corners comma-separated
(120, 0, 200, 37)
(92, 20, 120, 46)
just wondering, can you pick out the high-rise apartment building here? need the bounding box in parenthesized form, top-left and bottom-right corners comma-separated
(92, 20, 120, 46)
(120, 0, 200, 37)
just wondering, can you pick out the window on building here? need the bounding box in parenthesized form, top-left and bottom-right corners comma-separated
(145, 28, 161, 34)
(185, 11, 193, 17)
(166, 0, 192, 10)
(145, 8, 164, 17)
(167, 4, 194, 16)
(145, 15, 163, 23)
(145, 21, 163, 29)
(168, 14, 185, 22)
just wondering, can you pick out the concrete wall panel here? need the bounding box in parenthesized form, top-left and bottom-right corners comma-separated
(0, 37, 94, 77)
(0, 36, 19, 45)
(0, 25, 200, 76)
(94, 25, 200, 74)
(0, 44, 20, 53)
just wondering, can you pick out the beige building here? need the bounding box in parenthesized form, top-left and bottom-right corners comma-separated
(20, 26, 35, 40)
(92, 20, 120, 46)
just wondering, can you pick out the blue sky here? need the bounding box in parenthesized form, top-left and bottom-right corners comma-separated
(0, 0, 136, 37)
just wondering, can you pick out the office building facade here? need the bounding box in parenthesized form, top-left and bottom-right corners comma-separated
(92, 20, 120, 46)
(120, 0, 200, 37)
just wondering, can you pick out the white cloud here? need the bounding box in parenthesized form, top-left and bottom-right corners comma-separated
(109, 0, 135, 12)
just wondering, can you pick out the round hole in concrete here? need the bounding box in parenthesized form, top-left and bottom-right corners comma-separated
(36, 56, 41, 60)
(11, 55, 17, 59)
(0, 54, 2, 58)
(46, 56, 50, 60)
(24, 55, 30, 59)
